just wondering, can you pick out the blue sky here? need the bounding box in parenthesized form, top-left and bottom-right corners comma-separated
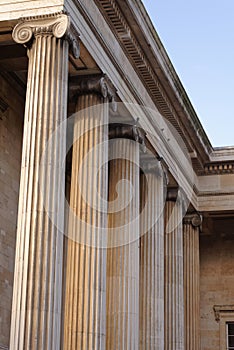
(142, 0, 234, 147)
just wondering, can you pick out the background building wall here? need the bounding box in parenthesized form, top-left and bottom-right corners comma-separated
(0, 75, 24, 348)
(200, 227, 234, 350)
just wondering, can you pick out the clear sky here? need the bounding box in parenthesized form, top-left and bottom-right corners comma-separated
(141, 0, 234, 147)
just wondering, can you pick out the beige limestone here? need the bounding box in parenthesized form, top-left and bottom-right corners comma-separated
(9, 14, 70, 350)
(183, 214, 201, 350)
(106, 138, 140, 349)
(63, 77, 109, 349)
(139, 161, 165, 349)
(0, 1, 64, 21)
(0, 1, 234, 349)
(200, 233, 234, 350)
(164, 194, 184, 350)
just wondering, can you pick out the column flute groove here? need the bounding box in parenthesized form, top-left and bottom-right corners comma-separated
(106, 124, 144, 349)
(183, 213, 201, 350)
(164, 190, 185, 350)
(63, 76, 116, 350)
(10, 14, 79, 350)
(139, 160, 165, 349)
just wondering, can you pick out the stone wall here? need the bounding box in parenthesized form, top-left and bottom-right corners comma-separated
(0, 74, 24, 348)
(200, 230, 234, 350)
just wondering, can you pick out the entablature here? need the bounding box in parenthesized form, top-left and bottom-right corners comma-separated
(0, 0, 233, 214)
(0, 0, 64, 21)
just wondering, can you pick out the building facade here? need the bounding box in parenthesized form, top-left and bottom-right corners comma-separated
(0, 1, 234, 349)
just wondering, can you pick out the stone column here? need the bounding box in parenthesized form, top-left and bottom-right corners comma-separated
(63, 76, 116, 350)
(183, 213, 201, 350)
(106, 124, 144, 349)
(164, 189, 185, 350)
(139, 160, 165, 349)
(10, 14, 79, 350)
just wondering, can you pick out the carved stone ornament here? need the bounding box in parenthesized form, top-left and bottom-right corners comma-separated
(183, 213, 202, 227)
(12, 13, 80, 58)
(213, 305, 234, 322)
(70, 75, 117, 112)
(109, 120, 146, 152)
(166, 187, 179, 202)
(166, 188, 188, 210)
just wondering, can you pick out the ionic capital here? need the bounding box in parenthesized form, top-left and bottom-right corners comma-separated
(167, 187, 179, 202)
(183, 213, 202, 228)
(12, 13, 80, 58)
(70, 74, 117, 112)
(167, 188, 188, 210)
(109, 120, 146, 152)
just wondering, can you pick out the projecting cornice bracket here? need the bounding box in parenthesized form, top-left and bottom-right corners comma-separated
(213, 305, 234, 322)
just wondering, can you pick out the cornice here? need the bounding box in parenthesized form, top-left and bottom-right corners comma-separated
(197, 191, 234, 198)
(94, 0, 234, 176)
(95, 1, 180, 127)
(0, 0, 64, 22)
(213, 305, 234, 322)
(210, 147, 234, 162)
(63, 0, 234, 211)
(120, 0, 213, 156)
(94, 0, 212, 171)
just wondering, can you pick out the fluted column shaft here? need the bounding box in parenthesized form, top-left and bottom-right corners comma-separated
(10, 14, 77, 350)
(106, 138, 140, 349)
(63, 75, 115, 349)
(140, 162, 165, 349)
(164, 194, 185, 350)
(183, 214, 201, 350)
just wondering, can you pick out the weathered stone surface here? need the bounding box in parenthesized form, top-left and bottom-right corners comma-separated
(10, 14, 70, 350)
(164, 194, 185, 350)
(183, 214, 201, 350)
(139, 162, 165, 349)
(0, 74, 24, 349)
(200, 233, 234, 350)
(106, 138, 140, 349)
(0, 1, 233, 350)
(63, 78, 109, 350)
